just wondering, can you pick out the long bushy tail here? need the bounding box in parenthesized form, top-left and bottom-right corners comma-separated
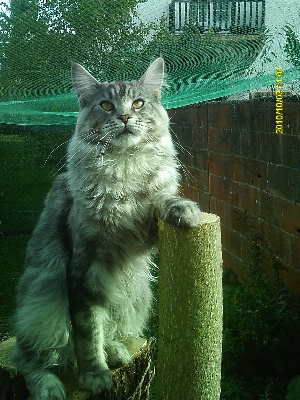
(12, 174, 73, 371)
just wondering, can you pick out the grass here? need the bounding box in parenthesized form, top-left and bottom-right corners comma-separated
(1, 127, 300, 399)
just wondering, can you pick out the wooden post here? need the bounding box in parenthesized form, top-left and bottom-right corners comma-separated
(156, 212, 223, 400)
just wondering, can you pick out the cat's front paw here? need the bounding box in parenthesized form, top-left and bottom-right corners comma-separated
(166, 200, 201, 228)
(29, 372, 66, 400)
(106, 340, 131, 368)
(79, 369, 113, 394)
(40, 384, 66, 400)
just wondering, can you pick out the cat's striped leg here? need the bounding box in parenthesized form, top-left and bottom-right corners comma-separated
(12, 342, 66, 400)
(68, 243, 113, 394)
(70, 304, 113, 394)
(26, 371, 66, 400)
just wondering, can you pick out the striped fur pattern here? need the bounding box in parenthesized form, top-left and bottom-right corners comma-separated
(12, 58, 201, 399)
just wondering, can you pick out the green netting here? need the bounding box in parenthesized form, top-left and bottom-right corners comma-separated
(0, 0, 299, 125)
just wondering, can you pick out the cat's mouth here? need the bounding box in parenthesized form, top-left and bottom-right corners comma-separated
(119, 127, 133, 136)
(99, 127, 135, 156)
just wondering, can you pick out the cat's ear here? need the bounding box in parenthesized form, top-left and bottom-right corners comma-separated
(140, 57, 164, 99)
(71, 62, 100, 105)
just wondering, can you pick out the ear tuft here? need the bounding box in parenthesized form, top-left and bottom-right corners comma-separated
(140, 57, 164, 99)
(71, 62, 100, 104)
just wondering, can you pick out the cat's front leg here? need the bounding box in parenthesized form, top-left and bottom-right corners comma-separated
(70, 304, 113, 394)
(156, 195, 202, 228)
(67, 229, 113, 394)
(105, 340, 131, 368)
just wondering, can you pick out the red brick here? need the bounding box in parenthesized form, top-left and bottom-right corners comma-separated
(240, 128, 259, 159)
(209, 154, 268, 190)
(209, 196, 229, 224)
(197, 169, 209, 193)
(189, 149, 209, 172)
(208, 103, 234, 129)
(208, 127, 240, 154)
(209, 152, 229, 178)
(177, 151, 189, 171)
(180, 184, 199, 203)
(259, 191, 283, 227)
(261, 249, 274, 278)
(222, 226, 242, 259)
(182, 104, 208, 130)
(241, 234, 252, 261)
(199, 191, 210, 213)
(209, 174, 242, 206)
(291, 236, 300, 268)
(229, 208, 257, 237)
(243, 159, 268, 189)
(180, 166, 200, 190)
(282, 199, 300, 236)
(251, 101, 273, 132)
(268, 164, 294, 200)
(284, 103, 300, 136)
(268, 225, 294, 267)
(209, 174, 225, 201)
(235, 102, 250, 130)
(230, 157, 248, 183)
(192, 126, 208, 150)
(209, 196, 217, 215)
(259, 132, 284, 164)
(240, 230, 273, 277)
(222, 248, 248, 282)
(283, 268, 300, 294)
(255, 218, 270, 243)
(282, 134, 300, 169)
(239, 185, 260, 215)
(173, 126, 193, 149)
(212, 197, 245, 231)
(209, 153, 243, 181)
(227, 180, 243, 208)
(292, 169, 300, 203)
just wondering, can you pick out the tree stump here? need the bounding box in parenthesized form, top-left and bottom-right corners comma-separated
(156, 213, 223, 400)
(0, 337, 155, 400)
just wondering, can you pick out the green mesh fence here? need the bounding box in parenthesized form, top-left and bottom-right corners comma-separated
(0, 0, 299, 125)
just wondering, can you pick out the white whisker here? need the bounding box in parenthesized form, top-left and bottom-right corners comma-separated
(175, 155, 196, 183)
(43, 139, 70, 166)
(169, 111, 177, 121)
(100, 133, 115, 156)
(169, 127, 193, 157)
(50, 136, 95, 178)
(73, 143, 98, 170)
(47, 131, 97, 175)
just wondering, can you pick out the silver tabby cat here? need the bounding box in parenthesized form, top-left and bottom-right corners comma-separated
(12, 58, 201, 399)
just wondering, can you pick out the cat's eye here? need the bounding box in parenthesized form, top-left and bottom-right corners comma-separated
(132, 99, 144, 110)
(100, 101, 114, 112)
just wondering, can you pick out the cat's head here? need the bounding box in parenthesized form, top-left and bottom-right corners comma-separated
(71, 58, 169, 152)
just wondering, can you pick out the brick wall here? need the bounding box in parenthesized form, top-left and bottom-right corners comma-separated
(168, 100, 300, 292)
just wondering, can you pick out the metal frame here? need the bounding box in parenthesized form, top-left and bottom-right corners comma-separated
(169, 0, 266, 34)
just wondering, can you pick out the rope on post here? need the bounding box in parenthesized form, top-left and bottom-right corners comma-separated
(156, 212, 223, 400)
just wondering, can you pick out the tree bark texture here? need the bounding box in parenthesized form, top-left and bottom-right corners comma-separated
(156, 213, 223, 400)
(0, 337, 155, 400)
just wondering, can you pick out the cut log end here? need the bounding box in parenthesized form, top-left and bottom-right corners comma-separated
(0, 337, 155, 400)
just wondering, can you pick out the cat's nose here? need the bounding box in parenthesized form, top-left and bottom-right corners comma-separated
(118, 114, 131, 125)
